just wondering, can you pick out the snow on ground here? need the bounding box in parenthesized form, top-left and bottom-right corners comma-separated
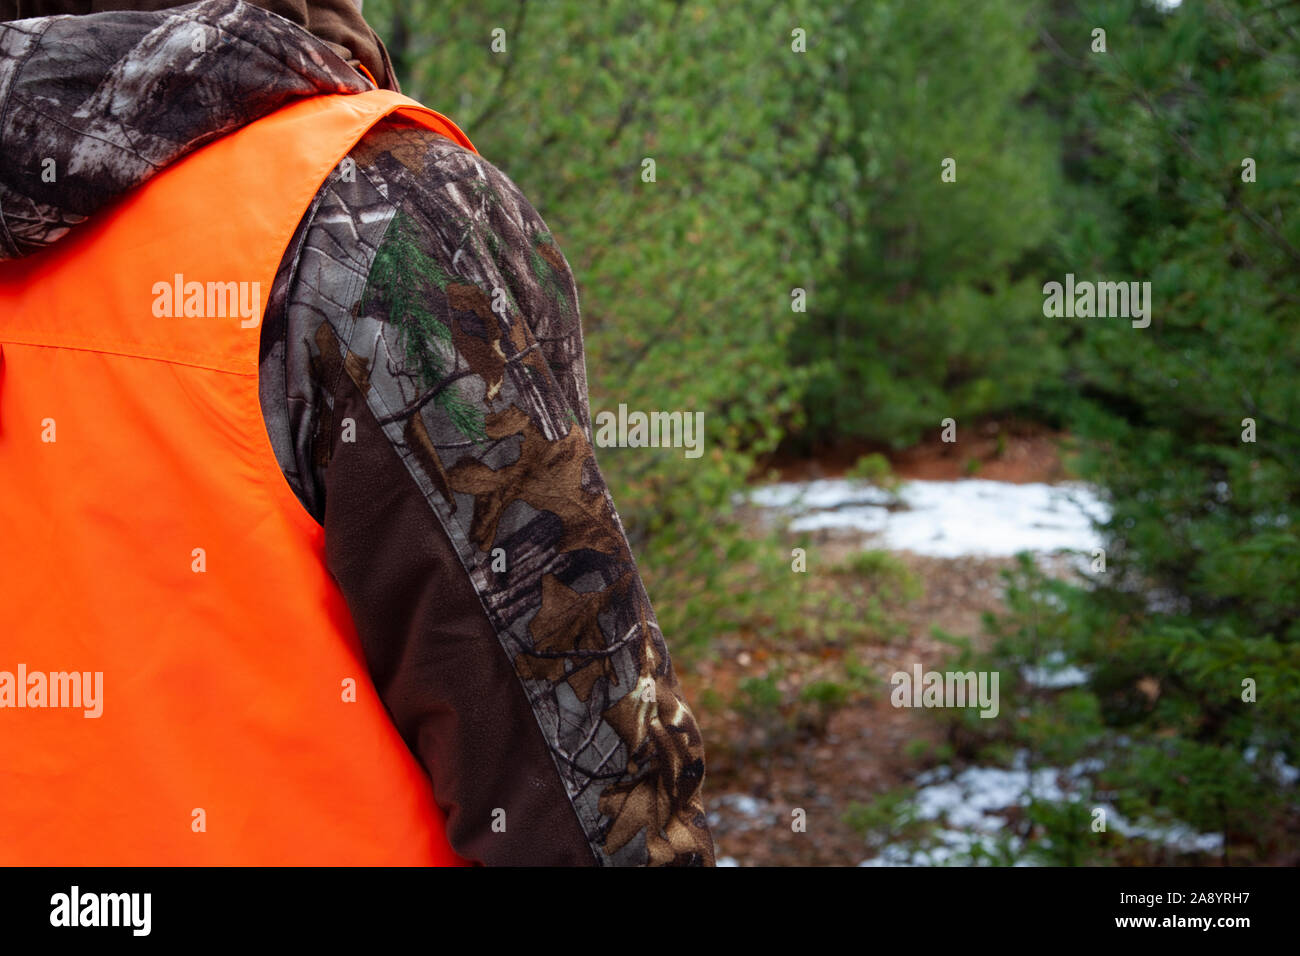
(1245, 746, 1300, 786)
(707, 793, 770, 831)
(736, 476, 1237, 865)
(858, 752, 1224, 866)
(705, 753, 1228, 866)
(860, 829, 1030, 867)
(910, 762, 1077, 830)
(749, 478, 1110, 558)
(1021, 650, 1091, 688)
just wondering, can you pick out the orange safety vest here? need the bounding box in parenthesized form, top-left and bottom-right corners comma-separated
(0, 89, 475, 865)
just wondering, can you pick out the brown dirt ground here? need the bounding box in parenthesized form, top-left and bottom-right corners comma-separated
(681, 551, 1021, 866)
(684, 425, 1074, 865)
(764, 418, 1072, 484)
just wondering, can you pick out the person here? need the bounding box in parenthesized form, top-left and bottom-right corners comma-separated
(0, 0, 714, 866)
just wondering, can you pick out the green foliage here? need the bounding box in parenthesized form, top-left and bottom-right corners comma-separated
(847, 0, 1300, 866)
(366, 209, 487, 442)
(846, 452, 900, 490)
(846, 786, 1027, 866)
(1034, 0, 1299, 861)
(735, 672, 782, 712)
(834, 549, 923, 602)
(960, 555, 1299, 863)
(844, 786, 929, 851)
(794, 0, 1065, 446)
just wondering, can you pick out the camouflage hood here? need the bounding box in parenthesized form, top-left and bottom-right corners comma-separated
(0, 0, 372, 262)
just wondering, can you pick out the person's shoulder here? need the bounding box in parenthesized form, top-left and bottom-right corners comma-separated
(351, 117, 511, 201)
(354, 117, 484, 178)
(350, 115, 557, 242)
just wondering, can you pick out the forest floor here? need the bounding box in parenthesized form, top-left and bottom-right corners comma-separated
(763, 418, 1072, 485)
(680, 421, 1093, 866)
(680, 551, 1021, 865)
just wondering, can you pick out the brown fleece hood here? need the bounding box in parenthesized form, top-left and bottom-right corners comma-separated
(0, 0, 398, 90)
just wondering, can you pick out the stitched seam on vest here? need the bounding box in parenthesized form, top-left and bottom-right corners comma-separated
(0, 334, 254, 375)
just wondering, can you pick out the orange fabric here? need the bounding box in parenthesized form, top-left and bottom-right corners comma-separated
(355, 63, 380, 87)
(0, 90, 476, 864)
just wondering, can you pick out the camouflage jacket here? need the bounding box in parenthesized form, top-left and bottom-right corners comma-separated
(0, 0, 714, 865)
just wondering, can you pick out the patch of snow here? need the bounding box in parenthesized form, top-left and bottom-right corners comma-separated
(860, 829, 1027, 867)
(1021, 650, 1091, 688)
(911, 764, 1076, 831)
(785, 505, 893, 536)
(707, 793, 774, 833)
(1104, 812, 1223, 854)
(748, 479, 895, 512)
(861, 751, 1223, 865)
(1244, 746, 1300, 787)
(749, 478, 1110, 558)
(721, 794, 764, 817)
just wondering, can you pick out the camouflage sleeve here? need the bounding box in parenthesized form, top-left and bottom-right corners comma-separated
(263, 118, 715, 866)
